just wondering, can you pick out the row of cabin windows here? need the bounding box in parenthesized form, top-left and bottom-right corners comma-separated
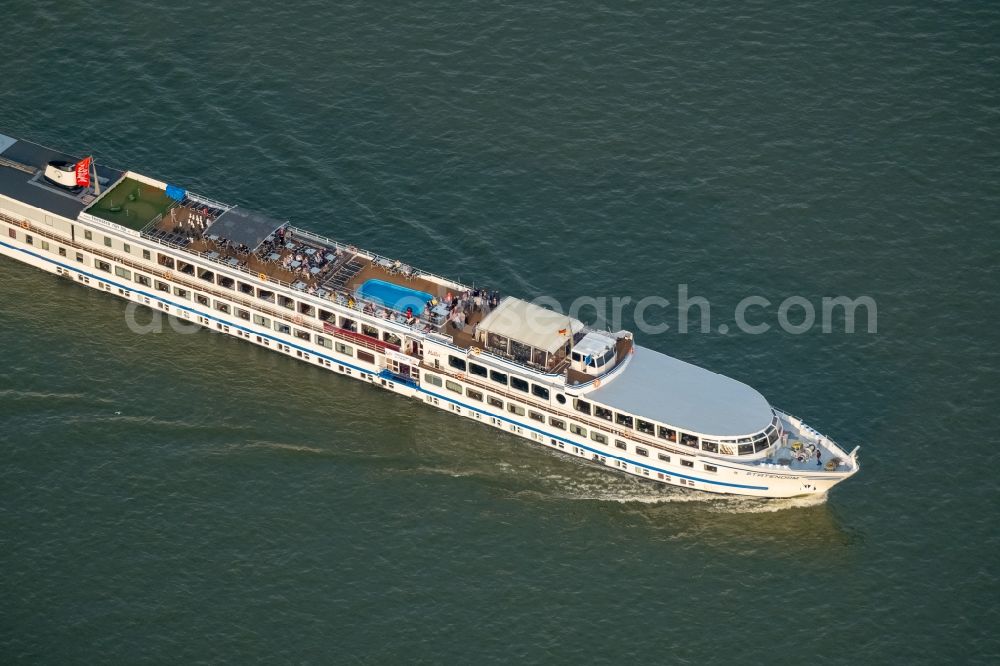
(13, 227, 383, 368)
(574, 397, 778, 456)
(425, 372, 708, 471)
(447, 355, 551, 400)
(80, 229, 150, 260)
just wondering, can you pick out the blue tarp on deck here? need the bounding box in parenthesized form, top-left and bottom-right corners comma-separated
(165, 184, 186, 201)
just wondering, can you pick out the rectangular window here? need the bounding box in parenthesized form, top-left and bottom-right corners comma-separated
(445, 380, 462, 394)
(681, 433, 699, 448)
(448, 355, 467, 372)
(253, 314, 270, 327)
(594, 406, 613, 421)
(123, 243, 131, 253)
(469, 362, 488, 378)
(335, 341, 353, 355)
(466, 388, 484, 402)
(701, 440, 719, 453)
(528, 411, 545, 423)
(574, 399, 591, 415)
(236, 308, 251, 321)
(94, 259, 111, 272)
(424, 373, 443, 387)
(658, 427, 677, 442)
(173, 287, 190, 300)
(548, 417, 566, 430)
(357, 350, 375, 364)
(195, 294, 209, 306)
(510, 377, 529, 392)
(636, 447, 649, 457)
(142, 249, 151, 260)
(316, 335, 332, 349)
(25, 234, 33, 245)
(507, 403, 526, 416)
(489, 370, 508, 385)
(570, 424, 587, 437)
(274, 322, 291, 334)
(104, 236, 112, 247)
(615, 440, 627, 451)
(615, 413, 634, 429)
(58, 247, 66, 257)
(487, 396, 503, 409)
(84, 230, 93, 240)
(738, 443, 754, 455)
(681, 459, 694, 468)
(531, 385, 550, 400)
(591, 432, 608, 444)
(658, 453, 671, 463)
(704, 464, 718, 473)
(294, 329, 310, 341)
(114, 266, 131, 279)
(7, 228, 14, 238)
(155, 280, 170, 293)
(215, 301, 231, 314)
(75, 252, 84, 263)
(637, 419, 655, 435)
(40, 240, 50, 251)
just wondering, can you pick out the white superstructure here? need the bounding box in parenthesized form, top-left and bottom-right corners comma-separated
(0, 132, 860, 498)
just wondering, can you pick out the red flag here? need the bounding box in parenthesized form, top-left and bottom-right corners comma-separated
(75, 157, 92, 187)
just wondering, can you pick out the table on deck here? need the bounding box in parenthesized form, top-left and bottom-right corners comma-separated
(376, 258, 394, 270)
(292, 281, 307, 290)
(290, 260, 302, 269)
(310, 267, 321, 275)
(206, 251, 220, 259)
(266, 252, 280, 262)
(304, 248, 317, 256)
(226, 258, 239, 267)
(431, 303, 451, 319)
(207, 234, 219, 242)
(285, 242, 298, 250)
(324, 253, 336, 262)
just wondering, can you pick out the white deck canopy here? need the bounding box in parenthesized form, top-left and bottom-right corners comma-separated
(476, 298, 584, 363)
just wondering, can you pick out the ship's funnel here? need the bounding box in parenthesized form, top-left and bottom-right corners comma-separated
(43, 160, 78, 188)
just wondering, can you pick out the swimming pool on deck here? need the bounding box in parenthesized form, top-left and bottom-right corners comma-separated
(357, 279, 433, 312)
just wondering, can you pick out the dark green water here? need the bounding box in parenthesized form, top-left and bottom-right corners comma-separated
(2, 1, 998, 663)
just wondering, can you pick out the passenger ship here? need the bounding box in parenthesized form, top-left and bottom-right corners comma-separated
(0, 133, 860, 498)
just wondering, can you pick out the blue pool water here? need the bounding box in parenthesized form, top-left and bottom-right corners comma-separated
(357, 278, 433, 313)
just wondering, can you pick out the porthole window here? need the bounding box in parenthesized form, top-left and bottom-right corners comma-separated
(555, 394, 566, 404)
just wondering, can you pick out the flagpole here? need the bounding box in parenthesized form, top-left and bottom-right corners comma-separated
(91, 156, 101, 195)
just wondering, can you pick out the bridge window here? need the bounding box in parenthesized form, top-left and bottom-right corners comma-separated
(490, 370, 508, 385)
(448, 355, 467, 371)
(738, 443, 754, 455)
(198, 269, 214, 282)
(510, 377, 529, 393)
(658, 427, 677, 442)
(238, 281, 254, 295)
(680, 433, 699, 447)
(574, 399, 591, 415)
(594, 406, 612, 421)
(702, 440, 719, 453)
(469, 362, 488, 378)
(615, 413, 633, 429)
(157, 253, 175, 269)
(637, 419, 654, 435)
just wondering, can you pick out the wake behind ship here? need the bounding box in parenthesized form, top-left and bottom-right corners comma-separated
(0, 132, 860, 498)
